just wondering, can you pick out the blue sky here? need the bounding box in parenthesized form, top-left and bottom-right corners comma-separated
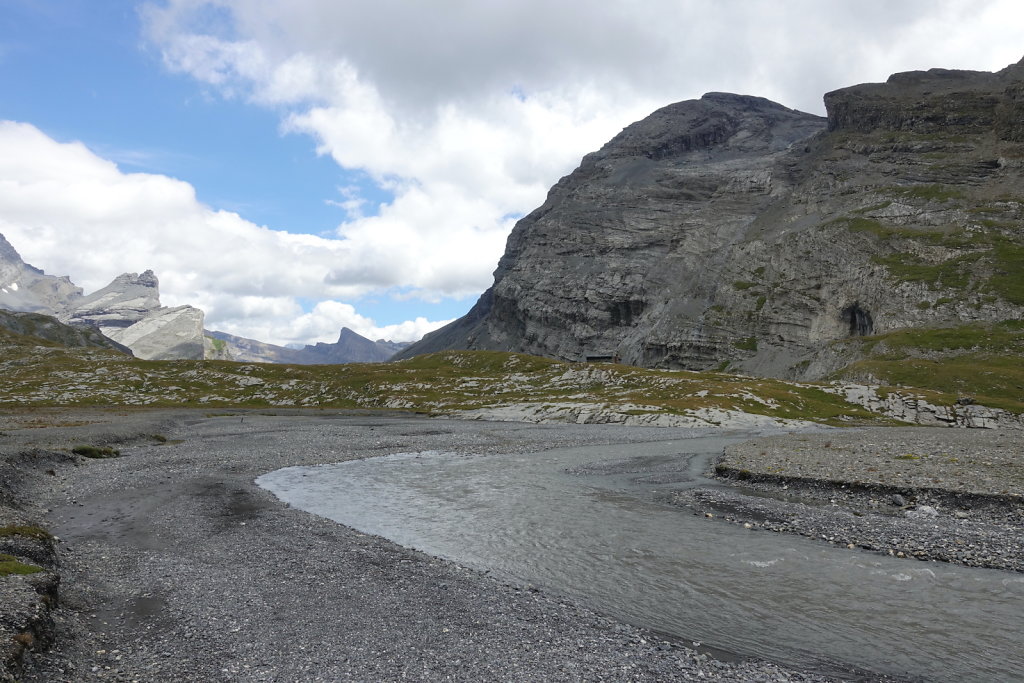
(1, 1, 396, 234)
(1, 0, 1022, 345)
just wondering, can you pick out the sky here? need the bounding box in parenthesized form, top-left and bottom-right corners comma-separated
(1, 1, 1022, 346)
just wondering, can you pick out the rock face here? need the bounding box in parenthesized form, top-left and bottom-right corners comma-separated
(62, 270, 162, 330)
(398, 58, 1024, 379)
(207, 327, 408, 364)
(0, 236, 207, 360)
(0, 234, 82, 316)
(58, 270, 206, 361)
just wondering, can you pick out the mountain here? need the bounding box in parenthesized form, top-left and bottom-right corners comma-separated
(0, 233, 82, 315)
(0, 309, 131, 353)
(0, 236, 207, 360)
(207, 327, 410, 364)
(397, 58, 1024, 381)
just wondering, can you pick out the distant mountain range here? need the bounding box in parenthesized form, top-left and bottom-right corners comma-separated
(207, 328, 409, 364)
(0, 232, 409, 364)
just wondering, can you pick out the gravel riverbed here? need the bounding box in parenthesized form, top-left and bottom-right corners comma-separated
(2, 409, 853, 682)
(677, 427, 1024, 572)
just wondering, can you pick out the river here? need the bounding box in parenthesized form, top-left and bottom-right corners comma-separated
(257, 434, 1024, 681)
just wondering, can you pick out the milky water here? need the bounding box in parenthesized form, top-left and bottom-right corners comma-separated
(257, 436, 1024, 681)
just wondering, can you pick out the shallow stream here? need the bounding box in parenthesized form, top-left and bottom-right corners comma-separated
(257, 435, 1024, 681)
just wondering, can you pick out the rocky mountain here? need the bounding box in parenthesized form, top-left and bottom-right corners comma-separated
(0, 236, 207, 360)
(0, 309, 131, 353)
(60, 270, 206, 361)
(0, 234, 82, 315)
(398, 58, 1024, 380)
(207, 327, 409, 364)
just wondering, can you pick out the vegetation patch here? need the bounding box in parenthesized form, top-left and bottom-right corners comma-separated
(0, 554, 42, 577)
(733, 337, 758, 352)
(71, 445, 120, 458)
(0, 525, 52, 541)
(870, 252, 977, 290)
(732, 281, 757, 291)
(885, 184, 966, 202)
(835, 322, 1024, 413)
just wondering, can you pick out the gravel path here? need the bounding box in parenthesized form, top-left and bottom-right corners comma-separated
(676, 427, 1024, 572)
(3, 410, 845, 682)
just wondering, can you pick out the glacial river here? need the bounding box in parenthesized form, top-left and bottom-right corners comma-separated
(257, 435, 1024, 681)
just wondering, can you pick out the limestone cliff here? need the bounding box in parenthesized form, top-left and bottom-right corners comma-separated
(398, 58, 1024, 379)
(0, 234, 82, 316)
(59, 270, 207, 360)
(0, 238, 209, 360)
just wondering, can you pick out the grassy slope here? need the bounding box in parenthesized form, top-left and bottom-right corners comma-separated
(0, 325, 901, 424)
(834, 321, 1024, 412)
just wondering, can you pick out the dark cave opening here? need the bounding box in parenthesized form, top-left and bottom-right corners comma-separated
(841, 303, 874, 336)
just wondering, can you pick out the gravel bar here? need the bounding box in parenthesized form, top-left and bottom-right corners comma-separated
(676, 427, 1024, 572)
(2, 409, 857, 682)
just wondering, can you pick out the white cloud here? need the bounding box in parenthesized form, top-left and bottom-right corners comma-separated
(211, 298, 451, 346)
(138, 0, 1024, 323)
(9, 0, 1024, 350)
(0, 120, 449, 345)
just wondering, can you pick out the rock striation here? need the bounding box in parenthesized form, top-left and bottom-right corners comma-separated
(398, 58, 1024, 380)
(57, 270, 207, 361)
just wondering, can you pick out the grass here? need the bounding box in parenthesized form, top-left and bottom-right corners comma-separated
(0, 554, 42, 577)
(71, 445, 120, 458)
(732, 281, 757, 291)
(885, 184, 967, 202)
(835, 322, 1024, 413)
(832, 206, 1024, 302)
(0, 335, 903, 426)
(0, 525, 52, 541)
(1, 321, 1018, 425)
(870, 253, 977, 290)
(733, 337, 758, 352)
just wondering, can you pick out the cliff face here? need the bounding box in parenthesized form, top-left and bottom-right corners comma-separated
(0, 234, 82, 316)
(0, 238, 208, 361)
(398, 58, 1024, 379)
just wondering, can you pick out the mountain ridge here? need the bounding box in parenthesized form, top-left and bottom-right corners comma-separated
(397, 57, 1024, 383)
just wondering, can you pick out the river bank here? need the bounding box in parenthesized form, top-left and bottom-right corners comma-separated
(676, 428, 1024, 572)
(2, 409, 847, 682)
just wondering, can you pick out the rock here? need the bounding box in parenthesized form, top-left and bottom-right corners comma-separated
(58, 271, 207, 360)
(0, 233, 213, 360)
(0, 233, 82, 316)
(103, 306, 206, 360)
(889, 494, 907, 507)
(397, 57, 1024, 383)
(905, 505, 939, 519)
(61, 271, 161, 330)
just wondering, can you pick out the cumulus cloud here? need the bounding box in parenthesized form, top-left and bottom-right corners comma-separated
(0, 121, 448, 344)
(8, 1, 1024, 350)
(138, 0, 1024, 322)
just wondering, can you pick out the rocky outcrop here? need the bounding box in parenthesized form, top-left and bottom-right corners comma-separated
(398, 58, 1024, 380)
(0, 235, 208, 360)
(61, 270, 161, 330)
(58, 271, 206, 361)
(0, 234, 82, 316)
(100, 305, 206, 361)
(0, 310, 131, 353)
(207, 327, 408, 364)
